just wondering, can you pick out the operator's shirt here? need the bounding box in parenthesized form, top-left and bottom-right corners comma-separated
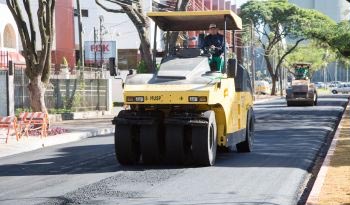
(203, 33, 224, 57)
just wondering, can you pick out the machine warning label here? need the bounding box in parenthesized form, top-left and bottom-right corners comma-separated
(146, 96, 162, 101)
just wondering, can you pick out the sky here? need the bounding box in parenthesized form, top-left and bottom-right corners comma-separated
(233, 0, 248, 7)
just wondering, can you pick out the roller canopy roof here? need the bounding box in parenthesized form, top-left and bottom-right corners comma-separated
(147, 10, 242, 31)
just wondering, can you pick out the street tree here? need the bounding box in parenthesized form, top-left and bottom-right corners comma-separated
(285, 42, 336, 77)
(328, 21, 350, 58)
(6, 0, 55, 112)
(240, 0, 335, 95)
(95, 0, 189, 73)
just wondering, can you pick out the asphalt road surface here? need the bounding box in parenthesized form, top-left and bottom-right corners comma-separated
(0, 95, 348, 205)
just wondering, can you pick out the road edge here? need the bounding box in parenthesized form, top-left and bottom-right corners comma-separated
(0, 127, 114, 159)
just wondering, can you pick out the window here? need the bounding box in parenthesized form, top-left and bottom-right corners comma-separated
(74, 9, 88, 17)
(82, 9, 88, 17)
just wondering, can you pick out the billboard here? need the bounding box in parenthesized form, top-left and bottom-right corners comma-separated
(84, 41, 117, 64)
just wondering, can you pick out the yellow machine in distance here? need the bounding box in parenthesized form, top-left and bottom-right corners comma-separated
(286, 63, 318, 106)
(111, 10, 255, 166)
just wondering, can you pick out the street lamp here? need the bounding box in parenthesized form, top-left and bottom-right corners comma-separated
(99, 15, 104, 68)
(76, 0, 84, 71)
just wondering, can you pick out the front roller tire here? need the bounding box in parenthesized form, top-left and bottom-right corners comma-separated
(236, 109, 254, 153)
(140, 124, 162, 164)
(192, 110, 217, 166)
(165, 125, 188, 165)
(115, 125, 140, 165)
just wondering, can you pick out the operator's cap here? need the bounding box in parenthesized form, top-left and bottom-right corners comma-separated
(209, 23, 217, 28)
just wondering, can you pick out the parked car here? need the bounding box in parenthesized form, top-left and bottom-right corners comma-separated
(255, 80, 271, 95)
(328, 81, 342, 88)
(331, 83, 350, 94)
(314, 82, 325, 88)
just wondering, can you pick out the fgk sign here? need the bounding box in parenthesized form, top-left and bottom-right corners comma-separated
(90, 44, 110, 52)
(84, 41, 117, 64)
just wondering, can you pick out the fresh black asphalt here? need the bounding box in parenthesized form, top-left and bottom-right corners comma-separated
(0, 95, 348, 205)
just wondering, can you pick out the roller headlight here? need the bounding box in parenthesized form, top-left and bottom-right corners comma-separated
(188, 96, 207, 102)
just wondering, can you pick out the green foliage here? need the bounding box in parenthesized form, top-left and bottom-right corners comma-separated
(240, 0, 335, 46)
(72, 74, 86, 110)
(328, 21, 350, 58)
(48, 108, 72, 114)
(285, 42, 336, 75)
(137, 60, 148, 73)
(240, 0, 337, 94)
(15, 108, 32, 117)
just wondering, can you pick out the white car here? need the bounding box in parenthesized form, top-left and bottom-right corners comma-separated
(314, 82, 325, 88)
(331, 83, 350, 94)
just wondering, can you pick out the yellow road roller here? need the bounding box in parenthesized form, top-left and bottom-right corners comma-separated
(111, 10, 254, 166)
(286, 63, 318, 106)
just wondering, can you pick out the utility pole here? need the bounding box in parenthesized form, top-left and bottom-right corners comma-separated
(323, 66, 327, 88)
(76, 0, 84, 70)
(335, 60, 338, 81)
(250, 20, 255, 95)
(94, 27, 97, 67)
(99, 15, 104, 68)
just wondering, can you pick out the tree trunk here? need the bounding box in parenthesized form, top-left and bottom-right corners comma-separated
(264, 54, 277, 95)
(139, 33, 154, 72)
(271, 74, 277, 96)
(28, 75, 47, 112)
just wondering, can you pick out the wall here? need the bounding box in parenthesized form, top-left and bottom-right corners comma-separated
(289, 0, 350, 22)
(54, 0, 75, 69)
(0, 71, 8, 116)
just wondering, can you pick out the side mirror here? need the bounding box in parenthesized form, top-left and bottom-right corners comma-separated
(108, 57, 117, 76)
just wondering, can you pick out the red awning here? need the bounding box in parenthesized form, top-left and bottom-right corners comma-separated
(0, 51, 25, 69)
(8, 51, 25, 64)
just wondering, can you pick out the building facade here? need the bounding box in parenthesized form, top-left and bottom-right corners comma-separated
(289, 0, 350, 22)
(0, 0, 75, 68)
(0, 3, 23, 68)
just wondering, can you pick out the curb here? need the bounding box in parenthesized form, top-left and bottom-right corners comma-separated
(0, 127, 114, 159)
(306, 103, 350, 204)
(254, 96, 281, 104)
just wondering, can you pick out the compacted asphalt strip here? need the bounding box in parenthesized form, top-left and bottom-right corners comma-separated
(0, 95, 348, 205)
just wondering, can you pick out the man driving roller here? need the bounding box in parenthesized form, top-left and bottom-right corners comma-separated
(203, 23, 225, 72)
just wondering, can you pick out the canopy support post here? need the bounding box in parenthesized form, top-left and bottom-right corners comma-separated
(153, 23, 158, 73)
(223, 15, 227, 73)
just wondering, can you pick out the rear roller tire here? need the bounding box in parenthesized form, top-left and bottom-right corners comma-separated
(140, 124, 162, 164)
(314, 92, 318, 106)
(115, 125, 140, 165)
(165, 125, 188, 165)
(236, 109, 254, 153)
(192, 110, 217, 166)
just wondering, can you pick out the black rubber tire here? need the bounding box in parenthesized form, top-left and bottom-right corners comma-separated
(314, 92, 318, 106)
(332, 90, 338, 94)
(236, 109, 254, 152)
(140, 124, 161, 164)
(287, 101, 294, 106)
(165, 125, 188, 165)
(192, 110, 217, 166)
(115, 125, 140, 165)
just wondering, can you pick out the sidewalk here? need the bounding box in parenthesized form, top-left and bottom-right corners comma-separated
(307, 103, 350, 204)
(254, 94, 282, 103)
(0, 116, 115, 158)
